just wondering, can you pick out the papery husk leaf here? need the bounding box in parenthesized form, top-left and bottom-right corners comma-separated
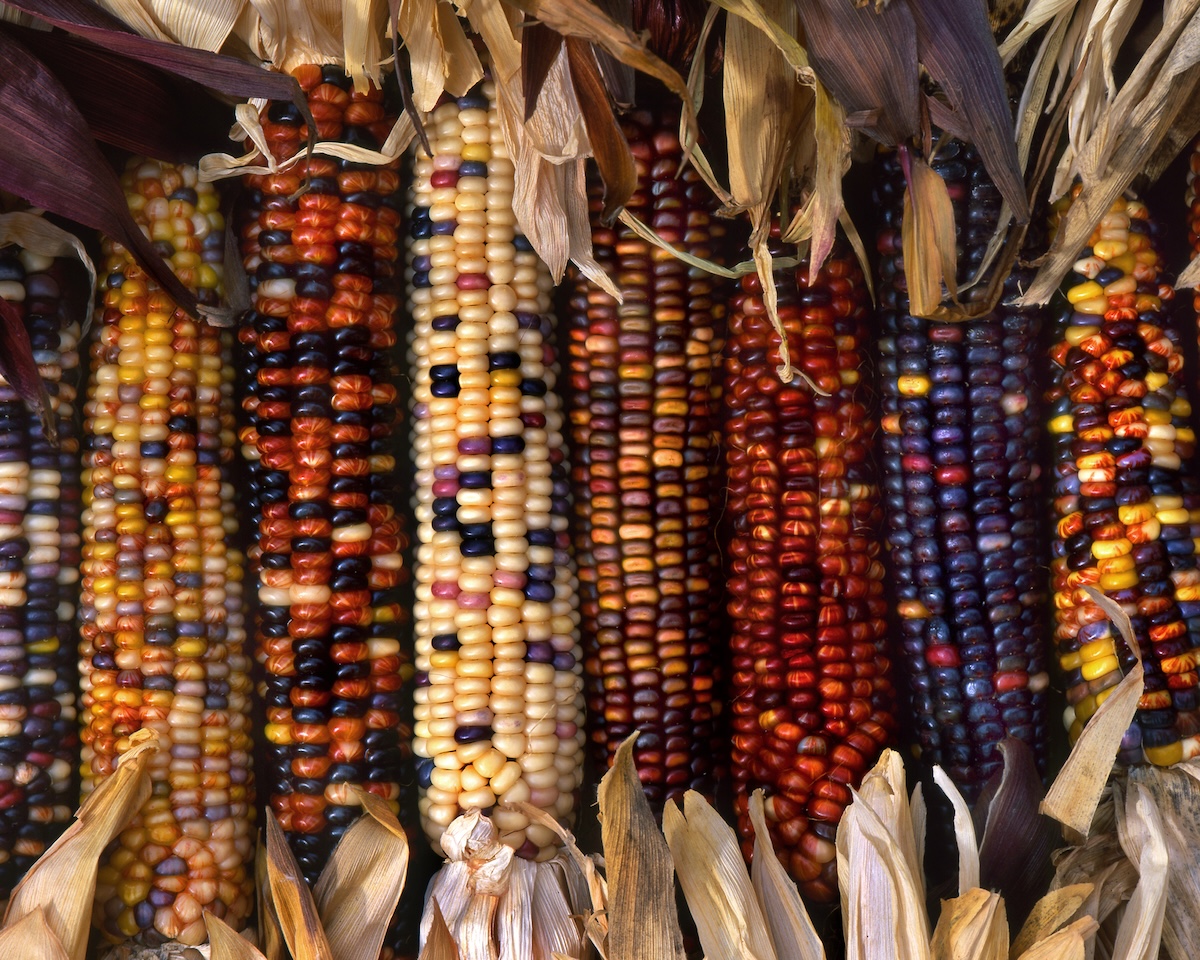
(855, 749, 925, 903)
(1128, 764, 1200, 960)
(592, 0, 633, 104)
(933, 766, 980, 896)
(420, 900, 462, 960)
(0, 210, 95, 314)
(312, 788, 409, 960)
(1012, 885, 1094, 959)
(1109, 784, 1167, 960)
(617, 207, 775, 278)
(677, 1, 732, 206)
(794, 0, 919, 146)
(749, 790, 825, 960)
(4, 729, 158, 960)
(0, 289, 52, 440)
(265, 812, 336, 960)
(930, 888, 1008, 960)
(207, 910, 270, 960)
(565, 36, 635, 222)
(900, 150, 961, 320)
(0, 29, 217, 321)
(663, 791, 775, 960)
(911, 781, 927, 890)
(530, 858, 587, 960)
(804, 77, 849, 281)
(257, 841, 285, 960)
(1015, 918, 1099, 960)
(998, 0, 1080, 62)
(95, 0, 243, 50)
(908, 0, 1028, 221)
(0, 909, 69, 960)
(978, 739, 1059, 931)
(711, 0, 807, 73)
(597, 733, 685, 960)
(521, 19, 564, 120)
(497, 858, 534, 960)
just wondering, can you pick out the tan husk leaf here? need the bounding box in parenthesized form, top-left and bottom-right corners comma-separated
(397, 0, 482, 111)
(207, 911, 270, 960)
(96, 0, 244, 50)
(4, 729, 158, 960)
(497, 858, 534, 960)
(901, 153, 961, 321)
(312, 787, 410, 960)
(0, 210, 96, 319)
(256, 841, 285, 960)
(663, 791, 775, 960)
(1011, 884, 1094, 958)
(933, 766, 979, 895)
(1109, 783, 1168, 960)
(597, 733, 685, 960)
(930, 888, 1007, 960)
(530, 857, 588, 960)
(1040, 589, 1145, 838)
(0, 909, 70, 960)
(1014, 917, 1098, 960)
(420, 900, 462, 960)
(748, 790, 825, 960)
(265, 812, 335, 960)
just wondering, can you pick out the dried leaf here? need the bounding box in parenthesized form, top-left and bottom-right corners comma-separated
(597, 733, 685, 960)
(566, 36, 635, 223)
(0, 210, 95, 321)
(1110, 784, 1168, 960)
(530, 858, 587, 960)
(313, 788, 410, 960)
(930, 888, 1007, 960)
(207, 910, 270, 960)
(265, 812, 336, 960)
(95, 0, 244, 50)
(900, 150, 960, 319)
(749, 790, 825, 960)
(1011, 885, 1093, 959)
(522, 19, 565, 119)
(1015, 917, 1098, 960)
(0, 909, 70, 960)
(663, 791, 775, 960)
(420, 900, 462, 960)
(4, 729, 158, 960)
(933, 766, 979, 896)
(257, 841, 285, 960)
(497, 858, 534, 960)
(978, 740, 1059, 931)
(805, 77, 849, 280)
(0, 294, 52, 441)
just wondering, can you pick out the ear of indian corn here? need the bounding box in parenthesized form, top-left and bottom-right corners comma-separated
(80, 159, 253, 944)
(0, 240, 81, 897)
(724, 239, 895, 902)
(874, 137, 1049, 801)
(566, 105, 725, 811)
(407, 78, 585, 861)
(235, 64, 411, 885)
(1048, 187, 1200, 765)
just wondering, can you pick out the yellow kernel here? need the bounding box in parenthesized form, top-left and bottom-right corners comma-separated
(1067, 281, 1103, 303)
(1144, 741, 1183, 766)
(264, 724, 292, 745)
(1098, 570, 1138, 592)
(1072, 297, 1107, 316)
(1093, 239, 1128, 260)
(1091, 538, 1131, 560)
(1079, 638, 1113, 663)
(1080, 655, 1121, 682)
(1048, 414, 1074, 434)
(897, 375, 929, 396)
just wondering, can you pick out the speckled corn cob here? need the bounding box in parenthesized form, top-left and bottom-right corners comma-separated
(0, 243, 80, 896)
(873, 139, 1049, 802)
(724, 243, 894, 903)
(235, 64, 410, 886)
(407, 79, 585, 861)
(1048, 188, 1200, 765)
(566, 107, 724, 811)
(80, 159, 253, 944)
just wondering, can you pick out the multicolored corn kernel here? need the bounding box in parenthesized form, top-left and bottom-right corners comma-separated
(724, 242, 894, 902)
(0, 241, 81, 896)
(407, 79, 585, 861)
(1048, 187, 1200, 766)
(235, 64, 411, 885)
(566, 106, 725, 811)
(874, 138, 1050, 801)
(80, 158, 253, 944)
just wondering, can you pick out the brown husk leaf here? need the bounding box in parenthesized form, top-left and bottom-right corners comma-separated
(256, 841, 285, 960)
(1011, 884, 1094, 958)
(420, 900, 462, 960)
(207, 911, 270, 960)
(265, 812, 335, 960)
(900, 150, 961, 320)
(930, 888, 1008, 960)
(1013, 917, 1098, 960)
(4, 729, 158, 960)
(0, 908, 70, 960)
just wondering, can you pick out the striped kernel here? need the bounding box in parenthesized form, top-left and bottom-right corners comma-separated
(1049, 187, 1200, 766)
(0, 241, 81, 896)
(875, 138, 1050, 800)
(567, 107, 726, 810)
(80, 159, 253, 944)
(236, 64, 411, 885)
(407, 79, 585, 861)
(724, 240, 895, 902)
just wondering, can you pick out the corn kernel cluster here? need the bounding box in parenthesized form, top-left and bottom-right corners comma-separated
(566, 107, 725, 811)
(236, 64, 411, 884)
(724, 242, 894, 902)
(407, 79, 585, 861)
(0, 242, 81, 896)
(875, 139, 1049, 801)
(80, 159, 253, 944)
(1049, 189, 1200, 765)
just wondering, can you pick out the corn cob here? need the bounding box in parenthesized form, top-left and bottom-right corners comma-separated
(407, 78, 585, 861)
(79, 159, 252, 943)
(874, 139, 1049, 801)
(1049, 188, 1200, 765)
(1188, 138, 1200, 400)
(235, 64, 410, 885)
(566, 107, 724, 811)
(724, 240, 894, 902)
(0, 242, 80, 896)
